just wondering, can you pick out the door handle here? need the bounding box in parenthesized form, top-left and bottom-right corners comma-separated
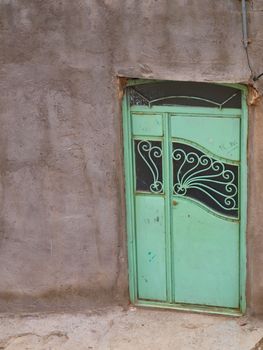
(173, 200, 177, 206)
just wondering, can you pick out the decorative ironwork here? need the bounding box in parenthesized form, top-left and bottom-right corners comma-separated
(173, 142, 239, 218)
(148, 94, 238, 109)
(135, 140, 163, 193)
(129, 87, 239, 109)
(129, 88, 148, 106)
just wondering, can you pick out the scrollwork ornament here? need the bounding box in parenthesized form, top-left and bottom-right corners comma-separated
(137, 140, 163, 194)
(173, 143, 239, 217)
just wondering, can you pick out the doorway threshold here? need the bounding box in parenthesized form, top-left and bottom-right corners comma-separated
(135, 300, 242, 317)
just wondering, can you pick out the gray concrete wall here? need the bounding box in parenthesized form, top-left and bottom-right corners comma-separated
(0, 0, 263, 314)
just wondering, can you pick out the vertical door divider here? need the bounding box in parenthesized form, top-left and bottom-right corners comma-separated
(164, 112, 173, 303)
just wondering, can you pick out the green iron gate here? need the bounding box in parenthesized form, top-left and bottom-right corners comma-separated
(123, 80, 247, 315)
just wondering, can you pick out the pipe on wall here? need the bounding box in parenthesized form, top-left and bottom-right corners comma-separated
(241, 0, 248, 48)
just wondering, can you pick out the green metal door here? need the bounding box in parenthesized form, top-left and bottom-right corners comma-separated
(123, 81, 247, 315)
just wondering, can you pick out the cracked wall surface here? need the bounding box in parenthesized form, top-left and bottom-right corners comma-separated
(0, 0, 263, 313)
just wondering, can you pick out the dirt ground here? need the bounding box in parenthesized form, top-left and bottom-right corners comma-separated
(0, 306, 262, 350)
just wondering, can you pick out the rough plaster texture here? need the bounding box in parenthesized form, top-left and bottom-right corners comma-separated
(0, 0, 263, 313)
(0, 307, 262, 349)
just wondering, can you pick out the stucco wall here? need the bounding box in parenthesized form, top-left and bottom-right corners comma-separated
(0, 0, 263, 313)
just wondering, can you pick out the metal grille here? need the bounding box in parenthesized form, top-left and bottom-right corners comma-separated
(134, 140, 163, 194)
(129, 81, 242, 108)
(173, 142, 239, 218)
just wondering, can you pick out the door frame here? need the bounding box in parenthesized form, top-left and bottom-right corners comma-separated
(122, 79, 248, 316)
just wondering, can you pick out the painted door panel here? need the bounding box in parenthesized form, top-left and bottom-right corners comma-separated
(132, 113, 166, 301)
(132, 113, 163, 136)
(171, 115, 240, 161)
(172, 199, 239, 308)
(171, 114, 240, 308)
(135, 195, 167, 301)
(124, 96, 247, 314)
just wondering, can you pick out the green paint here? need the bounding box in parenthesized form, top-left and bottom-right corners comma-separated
(171, 111, 240, 308)
(132, 113, 163, 136)
(135, 195, 167, 301)
(172, 198, 239, 308)
(122, 80, 247, 315)
(171, 115, 240, 161)
(240, 89, 248, 313)
(122, 90, 137, 303)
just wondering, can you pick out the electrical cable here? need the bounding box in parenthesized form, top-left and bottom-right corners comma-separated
(254, 72, 263, 81)
(244, 45, 254, 79)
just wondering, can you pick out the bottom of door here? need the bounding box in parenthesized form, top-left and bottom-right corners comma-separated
(134, 299, 243, 317)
